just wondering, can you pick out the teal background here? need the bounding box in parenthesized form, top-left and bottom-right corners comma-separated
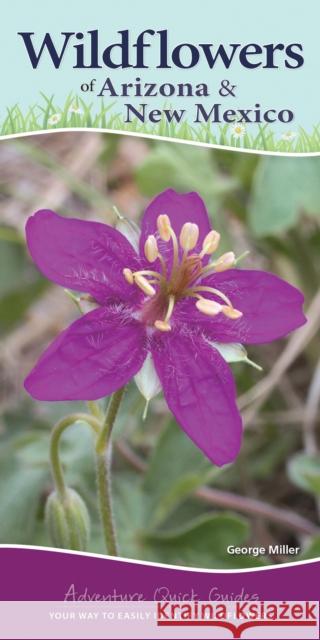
(0, 0, 319, 135)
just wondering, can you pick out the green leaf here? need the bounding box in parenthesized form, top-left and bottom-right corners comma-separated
(0, 279, 47, 333)
(249, 157, 320, 236)
(143, 513, 266, 568)
(300, 536, 320, 560)
(113, 473, 149, 559)
(143, 421, 217, 527)
(287, 453, 320, 495)
(113, 475, 265, 568)
(0, 241, 27, 296)
(0, 461, 48, 543)
(0, 240, 47, 334)
(0, 419, 99, 546)
(135, 145, 236, 214)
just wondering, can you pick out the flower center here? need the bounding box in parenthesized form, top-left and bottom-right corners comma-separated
(123, 215, 243, 332)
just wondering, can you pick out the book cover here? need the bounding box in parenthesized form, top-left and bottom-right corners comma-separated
(0, 1, 319, 637)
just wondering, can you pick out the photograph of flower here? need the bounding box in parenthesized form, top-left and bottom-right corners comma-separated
(0, 132, 319, 568)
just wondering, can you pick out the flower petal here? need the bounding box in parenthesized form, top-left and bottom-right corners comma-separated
(26, 210, 142, 305)
(175, 269, 306, 344)
(24, 305, 146, 401)
(151, 328, 242, 466)
(139, 189, 212, 271)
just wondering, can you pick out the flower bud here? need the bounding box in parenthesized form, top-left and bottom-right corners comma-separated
(144, 235, 159, 262)
(45, 488, 90, 551)
(179, 223, 199, 252)
(157, 214, 171, 242)
(214, 251, 235, 272)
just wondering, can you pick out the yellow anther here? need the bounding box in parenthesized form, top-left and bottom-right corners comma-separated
(195, 298, 223, 317)
(157, 214, 172, 242)
(154, 320, 172, 332)
(123, 268, 134, 284)
(179, 222, 199, 252)
(144, 235, 159, 263)
(214, 251, 235, 272)
(189, 285, 232, 307)
(201, 230, 221, 256)
(221, 305, 243, 319)
(134, 274, 156, 297)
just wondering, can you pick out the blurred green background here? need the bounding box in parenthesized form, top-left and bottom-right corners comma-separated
(0, 132, 320, 568)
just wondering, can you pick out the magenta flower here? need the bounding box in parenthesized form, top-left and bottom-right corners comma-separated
(24, 190, 306, 466)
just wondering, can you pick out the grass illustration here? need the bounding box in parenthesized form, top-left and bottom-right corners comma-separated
(1, 92, 319, 152)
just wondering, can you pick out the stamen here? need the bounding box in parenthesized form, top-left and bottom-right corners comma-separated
(214, 251, 235, 272)
(154, 320, 172, 332)
(144, 235, 159, 263)
(221, 305, 243, 319)
(196, 298, 223, 316)
(133, 269, 161, 279)
(134, 274, 156, 297)
(133, 217, 244, 331)
(179, 222, 199, 252)
(200, 249, 248, 279)
(169, 226, 180, 275)
(164, 294, 175, 322)
(157, 214, 171, 242)
(188, 285, 232, 307)
(197, 263, 216, 278)
(200, 230, 221, 256)
(123, 267, 161, 285)
(156, 214, 179, 276)
(158, 253, 167, 278)
(154, 294, 175, 332)
(123, 268, 134, 284)
(234, 250, 250, 265)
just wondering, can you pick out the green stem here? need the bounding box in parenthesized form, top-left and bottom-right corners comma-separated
(87, 400, 104, 420)
(50, 413, 100, 500)
(95, 387, 125, 555)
